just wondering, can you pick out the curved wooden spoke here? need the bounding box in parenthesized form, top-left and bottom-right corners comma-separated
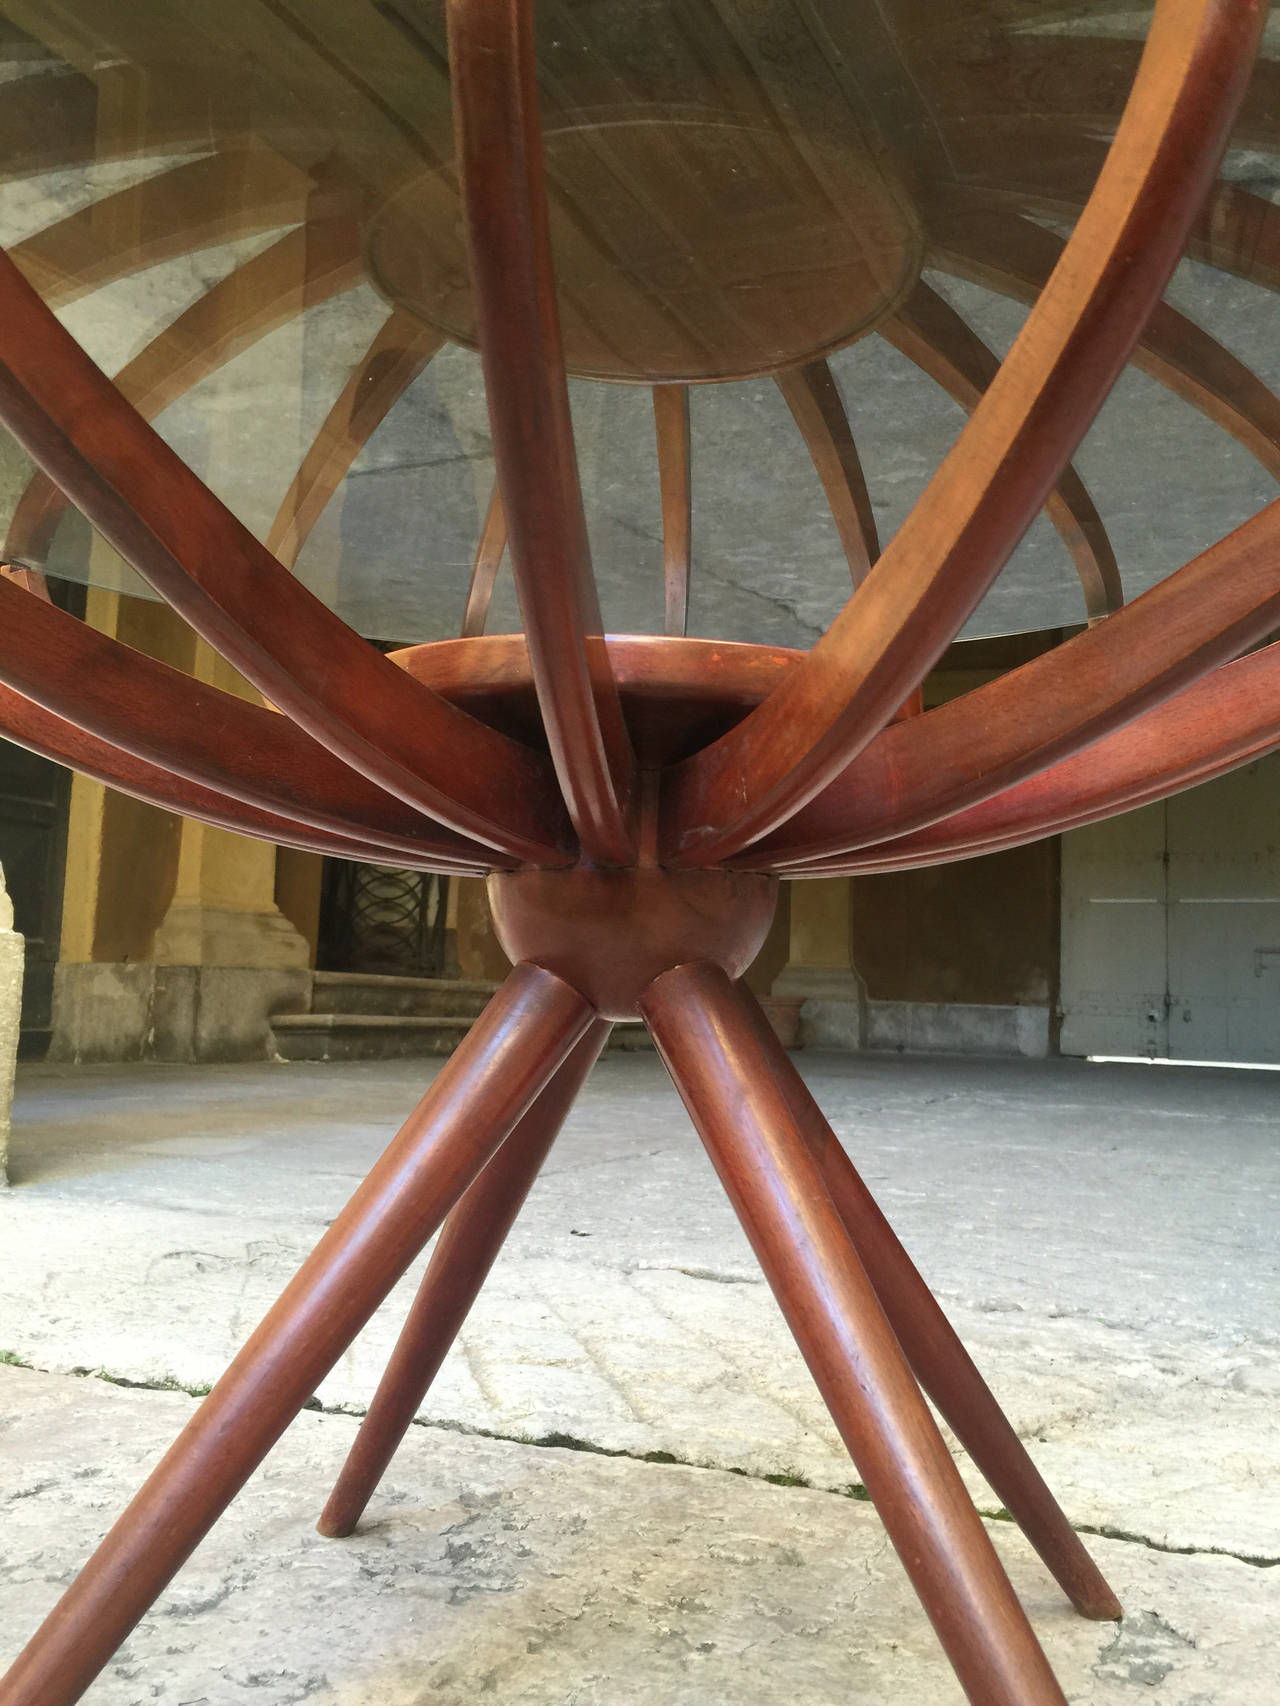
(653, 385, 692, 635)
(750, 498, 1280, 868)
(6, 217, 365, 565)
(660, 0, 1263, 866)
(448, 0, 636, 865)
(882, 282, 1122, 621)
(11, 146, 318, 310)
(0, 685, 486, 874)
(929, 203, 1280, 480)
(775, 360, 878, 588)
(1188, 181, 1280, 295)
(0, 576, 505, 869)
(791, 640, 1280, 878)
(940, 167, 1280, 302)
(267, 309, 443, 571)
(0, 561, 51, 600)
(0, 249, 570, 865)
(941, 33, 1280, 157)
(460, 481, 508, 639)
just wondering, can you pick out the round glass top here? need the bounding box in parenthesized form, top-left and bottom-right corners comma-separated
(0, 0, 1277, 646)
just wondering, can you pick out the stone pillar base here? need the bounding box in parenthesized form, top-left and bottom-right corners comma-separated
(0, 870, 22, 1184)
(770, 965, 867, 1051)
(49, 963, 312, 1064)
(864, 1001, 1051, 1059)
(151, 902, 310, 970)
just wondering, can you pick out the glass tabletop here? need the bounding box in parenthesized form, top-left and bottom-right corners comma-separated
(0, 0, 1277, 645)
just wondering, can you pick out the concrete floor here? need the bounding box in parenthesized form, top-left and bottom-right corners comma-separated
(1, 1050, 1277, 1703)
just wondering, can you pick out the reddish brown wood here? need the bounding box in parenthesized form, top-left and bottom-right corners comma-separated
(775, 360, 878, 587)
(928, 202, 1280, 480)
(653, 385, 692, 636)
(448, 0, 636, 864)
(489, 866, 777, 1020)
(0, 562, 51, 601)
(0, 964, 595, 1706)
(660, 0, 1264, 864)
(0, 578, 502, 869)
(268, 310, 444, 570)
(318, 1018, 612, 1538)
(6, 218, 366, 566)
(1188, 181, 1280, 294)
(0, 682, 487, 873)
(642, 962, 1069, 1706)
(882, 281, 1121, 620)
(734, 982, 1122, 1621)
(0, 251, 570, 865)
(391, 634, 806, 768)
(751, 497, 1280, 867)
(461, 482, 509, 639)
(925, 33, 1280, 188)
(793, 638, 1280, 876)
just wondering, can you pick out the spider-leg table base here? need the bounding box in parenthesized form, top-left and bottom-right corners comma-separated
(0, 871, 1119, 1706)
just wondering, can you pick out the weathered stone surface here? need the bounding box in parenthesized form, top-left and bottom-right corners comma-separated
(865, 1000, 1051, 1058)
(48, 963, 311, 1063)
(1, 1363, 1276, 1705)
(2, 1052, 1277, 1572)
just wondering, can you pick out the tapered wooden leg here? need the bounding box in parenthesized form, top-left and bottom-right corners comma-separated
(0, 963, 595, 1706)
(318, 1017, 612, 1538)
(736, 981, 1122, 1622)
(642, 962, 1069, 1706)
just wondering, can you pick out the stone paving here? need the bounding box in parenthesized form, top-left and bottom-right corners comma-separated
(1, 1050, 1277, 1703)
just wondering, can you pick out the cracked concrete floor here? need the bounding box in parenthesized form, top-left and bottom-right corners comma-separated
(1, 1049, 1277, 1702)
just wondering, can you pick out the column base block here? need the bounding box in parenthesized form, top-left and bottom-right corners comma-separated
(48, 963, 311, 1064)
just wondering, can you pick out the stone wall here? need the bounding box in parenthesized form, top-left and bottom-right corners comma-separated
(0, 862, 22, 1183)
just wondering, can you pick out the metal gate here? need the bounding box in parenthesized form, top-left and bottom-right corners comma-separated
(316, 860, 451, 978)
(1060, 753, 1280, 1063)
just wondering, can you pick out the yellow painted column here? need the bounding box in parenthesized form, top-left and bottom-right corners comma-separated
(150, 640, 308, 970)
(771, 876, 866, 1048)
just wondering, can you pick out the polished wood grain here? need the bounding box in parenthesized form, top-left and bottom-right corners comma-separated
(0, 577, 502, 868)
(751, 497, 1280, 867)
(6, 218, 366, 566)
(0, 249, 570, 865)
(0, 681, 489, 873)
(791, 638, 1280, 877)
(643, 962, 1070, 1706)
(929, 202, 1280, 480)
(268, 309, 444, 570)
(318, 1018, 612, 1539)
(775, 360, 878, 587)
(882, 281, 1121, 621)
(733, 981, 1122, 1621)
(448, 0, 636, 864)
(0, 964, 595, 1706)
(653, 385, 691, 637)
(660, 0, 1265, 865)
(1188, 181, 1280, 294)
(460, 483, 509, 640)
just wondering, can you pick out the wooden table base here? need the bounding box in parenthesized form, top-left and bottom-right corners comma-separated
(0, 874, 1120, 1706)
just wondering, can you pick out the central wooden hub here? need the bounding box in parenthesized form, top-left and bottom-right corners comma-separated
(488, 866, 778, 1020)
